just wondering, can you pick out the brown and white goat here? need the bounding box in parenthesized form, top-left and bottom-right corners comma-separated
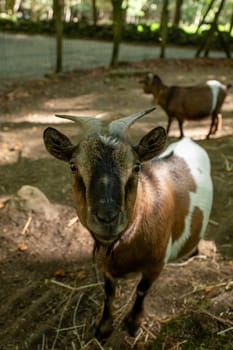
(141, 73, 232, 138)
(43, 107, 213, 340)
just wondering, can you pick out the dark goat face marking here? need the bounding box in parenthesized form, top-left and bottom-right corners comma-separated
(71, 135, 139, 244)
(43, 124, 166, 246)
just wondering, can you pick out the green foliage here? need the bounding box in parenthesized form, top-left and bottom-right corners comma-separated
(0, 17, 55, 34)
(0, 18, 232, 49)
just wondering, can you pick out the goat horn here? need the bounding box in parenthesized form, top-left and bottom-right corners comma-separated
(108, 106, 156, 138)
(55, 114, 103, 135)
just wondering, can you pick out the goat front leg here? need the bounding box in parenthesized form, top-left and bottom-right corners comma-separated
(95, 272, 116, 341)
(166, 117, 172, 135)
(123, 273, 156, 337)
(213, 113, 222, 134)
(178, 120, 184, 139)
(206, 113, 217, 138)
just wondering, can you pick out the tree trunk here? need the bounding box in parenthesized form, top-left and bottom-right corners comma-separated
(173, 0, 183, 28)
(53, 0, 64, 73)
(196, 0, 226, 57)
(203, 0, 226, 57)
(229, 6, 233, 33)
(160, 0, 169, 59)
(110, 0, 124, 67)
(92, 0, 98, 26)
(13, 0, 22, 12)
(196, 0, 216, 33)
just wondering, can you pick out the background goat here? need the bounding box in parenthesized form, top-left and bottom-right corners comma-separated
(141, 73, 232, 138)
(43, 107, 213, 341)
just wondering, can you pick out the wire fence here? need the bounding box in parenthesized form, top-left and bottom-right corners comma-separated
(0, 32, 227, 80)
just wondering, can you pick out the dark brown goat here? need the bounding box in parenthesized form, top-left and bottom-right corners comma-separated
(141, 73, 232, 138)
(43, 107, 213, 341)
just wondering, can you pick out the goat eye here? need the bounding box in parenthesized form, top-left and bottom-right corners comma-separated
(70, 162, 77, 172)
(133, 163, 141, 173)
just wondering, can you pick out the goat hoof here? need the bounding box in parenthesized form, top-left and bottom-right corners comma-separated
(123, 317, 141, 337)
(94, 323, 113, 341)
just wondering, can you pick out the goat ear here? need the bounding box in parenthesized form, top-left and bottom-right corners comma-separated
(135, 126, 167, 162)
(43, 127, 74, 161)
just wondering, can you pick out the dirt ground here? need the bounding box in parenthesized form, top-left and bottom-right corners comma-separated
(0, 58, 233, 350)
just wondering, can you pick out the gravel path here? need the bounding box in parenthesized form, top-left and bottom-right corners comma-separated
(0, 33, 227, 80)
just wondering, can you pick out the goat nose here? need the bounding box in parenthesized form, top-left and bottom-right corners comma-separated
(96, 206, 119, 224)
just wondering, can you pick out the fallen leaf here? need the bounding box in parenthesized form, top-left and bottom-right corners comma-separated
(9, 143, 21, 152)
(17, 243, 28, 251)
(54, 269, 66, 277)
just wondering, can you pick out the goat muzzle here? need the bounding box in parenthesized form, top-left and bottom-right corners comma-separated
(87, 206, 127, 245)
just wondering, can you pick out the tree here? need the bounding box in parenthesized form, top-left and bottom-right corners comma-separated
(53, 0, 64, 73)
(159, 0, 169, 59)
(173, 0, 183, 27)
(196, 0, 231, 58)
(229, 4, 233, 33)
(110, 0, 124, 67)
(92, 0, 98, 26)
(195, 0, 216, 34)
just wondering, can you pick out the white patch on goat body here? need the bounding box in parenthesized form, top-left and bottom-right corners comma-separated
(207, 80, 221, 114)
(163, 138, 213, 263)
